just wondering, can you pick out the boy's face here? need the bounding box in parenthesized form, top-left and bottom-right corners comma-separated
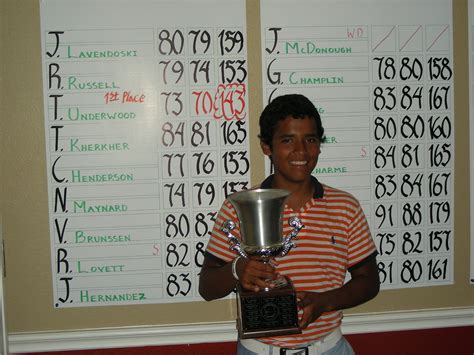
(261, 115, 321, 186)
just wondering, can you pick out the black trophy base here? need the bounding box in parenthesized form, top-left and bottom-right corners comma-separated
(236, 276, 301, 339)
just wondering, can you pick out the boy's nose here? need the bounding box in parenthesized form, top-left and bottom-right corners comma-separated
(293, 139, 307, 152)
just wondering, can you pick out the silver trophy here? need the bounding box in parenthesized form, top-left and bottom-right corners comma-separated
(222, 188, 303, 338)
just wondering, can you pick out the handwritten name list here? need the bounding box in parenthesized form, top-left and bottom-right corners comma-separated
(40, 0, 249, 307)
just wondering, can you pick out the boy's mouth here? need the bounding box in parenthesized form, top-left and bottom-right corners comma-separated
(290, 160, 307, 166)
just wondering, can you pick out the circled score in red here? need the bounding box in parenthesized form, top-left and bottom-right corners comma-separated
(192, 83, 246, 120)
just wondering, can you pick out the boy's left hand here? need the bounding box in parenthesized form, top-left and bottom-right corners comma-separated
(296, 291, 325, 329)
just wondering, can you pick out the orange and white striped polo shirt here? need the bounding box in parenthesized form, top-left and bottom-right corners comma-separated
(205, 176, 377, 348)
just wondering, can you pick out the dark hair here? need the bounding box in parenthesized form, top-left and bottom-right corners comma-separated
(259, 94, 325, 146)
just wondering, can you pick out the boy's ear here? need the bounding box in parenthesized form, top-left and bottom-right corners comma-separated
(260, 140, 272, 156)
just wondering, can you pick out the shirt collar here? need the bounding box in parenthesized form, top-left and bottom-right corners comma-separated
(260, 174, 324, 199)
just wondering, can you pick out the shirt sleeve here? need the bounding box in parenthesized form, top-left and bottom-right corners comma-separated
(205, 199, 241, 262)
(346, 202, 377, 268)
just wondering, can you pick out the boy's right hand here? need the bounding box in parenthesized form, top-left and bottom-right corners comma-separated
(237, 257, 280, 292)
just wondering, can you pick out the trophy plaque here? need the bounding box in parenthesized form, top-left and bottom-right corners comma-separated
(222, 189, 303, 339)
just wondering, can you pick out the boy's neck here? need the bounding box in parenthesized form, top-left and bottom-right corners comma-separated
(271, 176, 314, 211)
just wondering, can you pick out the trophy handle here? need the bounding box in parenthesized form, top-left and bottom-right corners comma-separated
(280, 217, 304, 257)
(222, 220, 247, 259)
(223, 217, 304, 259)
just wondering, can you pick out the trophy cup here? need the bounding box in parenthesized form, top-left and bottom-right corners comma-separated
(222, 188, 303, 339)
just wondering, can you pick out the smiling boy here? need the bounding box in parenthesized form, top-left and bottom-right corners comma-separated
(199, 94, 379, 354)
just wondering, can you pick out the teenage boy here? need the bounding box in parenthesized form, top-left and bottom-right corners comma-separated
(199, 94, 379, 354)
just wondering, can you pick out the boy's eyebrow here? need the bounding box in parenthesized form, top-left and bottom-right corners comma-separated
(275, 132, 318, 138)
(273, 132, 293, 138)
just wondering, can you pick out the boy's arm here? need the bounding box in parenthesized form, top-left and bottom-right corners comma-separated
(198, 254, 237, 301)
(296, 254, 380, 329)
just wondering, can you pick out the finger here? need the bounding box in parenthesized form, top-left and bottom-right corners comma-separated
(241, 280, 267, 293)
(298, 318, 309, 329)
(298, 298, 311, 308)
(242, 281, 260, 293)
(255, 268, 279, 281)
(240, 271, 270, 289)
(240, 261, 279, 291)
(245, 262, 278, 280)
(267, 259, 279, 267)
(241, 273, 278, 292)
(298, 312, 311, 329)
(254, 274, 277, 289)
(241, 265, 276, 280)
(250, 260, 276, 273)
(296, 292, 311, 308)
